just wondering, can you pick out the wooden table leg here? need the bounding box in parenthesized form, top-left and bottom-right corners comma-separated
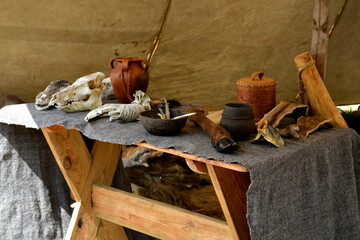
(207, 164, 251, 240)
(42, 126, 128, 240)
(42, 126, 92, 201)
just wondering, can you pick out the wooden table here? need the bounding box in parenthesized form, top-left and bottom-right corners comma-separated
(42, 125, 251, 240)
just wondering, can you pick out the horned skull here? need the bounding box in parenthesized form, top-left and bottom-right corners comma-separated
(49, 72, 105, 112)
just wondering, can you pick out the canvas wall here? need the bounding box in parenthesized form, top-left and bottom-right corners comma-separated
(0, 0, 358, 107)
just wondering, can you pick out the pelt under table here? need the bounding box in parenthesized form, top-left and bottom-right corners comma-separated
(0, 103, 359, 239)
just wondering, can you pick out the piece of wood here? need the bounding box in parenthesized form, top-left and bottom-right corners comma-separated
(185, 158, 208, 174)
(136, 142, 248, 172)
(294, 52, 348, 127)
(207, 164, 251, 240)
(42, 126, 92, 201)
(297, 116, 332, 138)
(92, 184, 232, 240)
(67, 140, 125, 240)
(95, 220, 128, 240)
(311, 0, 331, 80)
(259, 100, 308, 127)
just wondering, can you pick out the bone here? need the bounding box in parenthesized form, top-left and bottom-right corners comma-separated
(101, 77, 116, 100)
(188, 111, 238, 153)
(250, 120, 285, 148)
(85, 103, 147, 122)
(85, 90, 152, 122)
(35, 80, 71, 110)
(49, 72, 105, 112)
(277, 124, 300, 138)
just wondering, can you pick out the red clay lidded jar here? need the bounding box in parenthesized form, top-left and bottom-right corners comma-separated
(236, 72, 276, 122)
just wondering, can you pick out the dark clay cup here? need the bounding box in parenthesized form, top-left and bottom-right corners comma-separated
(220, 103, 256, 141)
(139, 110, 187, 136)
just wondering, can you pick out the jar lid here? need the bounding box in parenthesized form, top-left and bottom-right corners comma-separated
(236, 72, 276, 86)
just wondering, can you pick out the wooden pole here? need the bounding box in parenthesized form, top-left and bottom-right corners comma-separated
(294, 52, 348, 128)
(311, 0, 331, 80)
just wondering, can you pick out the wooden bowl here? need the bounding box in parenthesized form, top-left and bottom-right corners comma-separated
(139, 110, 187, 136)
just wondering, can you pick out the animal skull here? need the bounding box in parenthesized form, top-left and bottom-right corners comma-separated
(35, 80, 72, 110)
(101, 77, 116, 100)
(49, 72, 105, 112)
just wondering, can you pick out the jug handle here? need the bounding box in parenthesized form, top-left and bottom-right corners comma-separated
(110, 58, 129, 71)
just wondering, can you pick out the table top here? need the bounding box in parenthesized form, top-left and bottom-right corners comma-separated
(0, 103, 353, 171)
(1, 103, 360, 239)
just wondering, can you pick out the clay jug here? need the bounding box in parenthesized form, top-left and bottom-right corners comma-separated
(110, 58, 149, 103)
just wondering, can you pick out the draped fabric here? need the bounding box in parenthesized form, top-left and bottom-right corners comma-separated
(1, 103, 360, 239)
(0, 124, 71, 240)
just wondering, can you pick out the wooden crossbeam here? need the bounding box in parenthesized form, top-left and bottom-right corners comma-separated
(92, 184, 233, 240)
(137, 142, 248, 172)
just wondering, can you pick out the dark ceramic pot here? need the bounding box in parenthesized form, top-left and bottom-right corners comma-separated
(220, 103, 256, 141)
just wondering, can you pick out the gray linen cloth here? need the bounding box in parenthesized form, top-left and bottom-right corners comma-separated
(0, 103, 359, 239)
(0, 123, 71, 240)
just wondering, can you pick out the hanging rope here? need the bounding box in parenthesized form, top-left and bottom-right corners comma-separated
(296, 63, 315, 104)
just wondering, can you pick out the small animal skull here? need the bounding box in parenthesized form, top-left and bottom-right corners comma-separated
(35, 80, 72, 110)
(101, 77, 116, 100)
(49, 72, 105, 112)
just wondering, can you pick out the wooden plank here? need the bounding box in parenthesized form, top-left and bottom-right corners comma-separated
(42, 125, 92, 201)
(311, 0, 331, 80)
(185, 158, 208, 174)
(67, 140, 126, 240)
(95, 220, 128, 240)
(136, 142, 248, 172)
(92, 184, 232, 240)
(207, 164, 251, 240)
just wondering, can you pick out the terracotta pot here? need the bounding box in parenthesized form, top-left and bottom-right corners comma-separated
(110, 58, 149, 103)
(220, 103, 256, 141)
